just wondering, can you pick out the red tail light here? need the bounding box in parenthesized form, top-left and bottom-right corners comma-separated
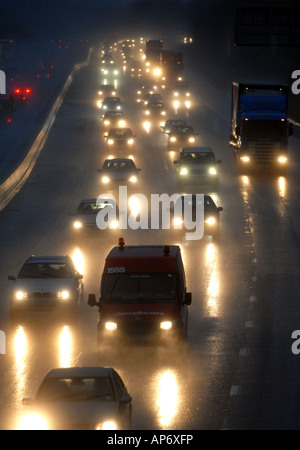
(14, 88, 20, 93)
(26, 89, 31, 93)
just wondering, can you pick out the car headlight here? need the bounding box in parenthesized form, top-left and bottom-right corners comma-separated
(209, 167, 217, 175)
(173, 217, 183, 228)
(18, 414, 48, 430)
(118, 120, 125, 127)
(129, 175, 137, 183)
(15, 291, 28, 300)
(179, 167, 188, 176)
(127, 138, 134, 144)
(161, 111, 166, 116)
(170, 137, 176, 142)
(102, 176, 110, 184)
(160, 321, 172, 330)
(174, 92, 179, 97)
(105, 321, 117, 331)
(188, 137, 195, 143)
(98, 91, 103, 95)
(145, 110, 150, 115)
(103, 120, 110, 125)
(107, 139, 114, 145)
(114, 70, 119, 75)
(104, 70, 108, 74)
(278, 156, 287, 164)
(109, 220, 119, 230)
(173, 100, 179, 109)
(73, 221, 83, 229)
(57, 290, 70, 300)
(205, 217, 216, 225)
(185, 100, 191, 108)
(103, 105, 107, 109)
(96, 420, 117, 430)
(186, 92, 190, 97)
(116, 105, 121, 110)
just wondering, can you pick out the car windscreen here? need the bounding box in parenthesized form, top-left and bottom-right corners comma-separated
(103, 161, 135, 170)
(101, 273, 178, 303)
(180, 152, 215, 163)
(19, 263, 73, 279)
(36, 376, 115, 402)
(77, 202, 115, 215)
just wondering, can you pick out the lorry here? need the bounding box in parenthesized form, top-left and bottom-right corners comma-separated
(230, 82, 293, 172)
(161, 50, 183, 81)
(88, 238, 192, 348)
(145, 39, 163, 76)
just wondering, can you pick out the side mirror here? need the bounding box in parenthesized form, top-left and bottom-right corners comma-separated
(8, 275, 16, 281)
(185, 292, 192, 305)
(88, 294, 99, 307)
(121, 392, 132, 404)
(217, 207, 223, 212)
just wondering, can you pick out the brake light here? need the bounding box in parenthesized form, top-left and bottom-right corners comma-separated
(14, 88, 20, 93)
(26, 89, 31, 93)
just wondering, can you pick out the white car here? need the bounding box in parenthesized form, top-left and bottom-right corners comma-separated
(72, 198, 119, 236)
(18, 366, 132, 430)
(8, 255, 83, 318)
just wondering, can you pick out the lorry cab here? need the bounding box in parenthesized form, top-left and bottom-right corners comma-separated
(88, 238, 192, 347)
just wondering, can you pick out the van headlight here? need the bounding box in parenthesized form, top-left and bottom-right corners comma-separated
(105, 322, 117, 331)
(160, 321, 172, 330)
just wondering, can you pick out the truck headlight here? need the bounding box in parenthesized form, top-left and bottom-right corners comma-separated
(209, 167, 217, 175)
(278, 156, 287, 164)
(160, 321, 172, 330)
(241, 156, 250, 162)
(179, 167, 188, 176)
(105, 322, 117, 331)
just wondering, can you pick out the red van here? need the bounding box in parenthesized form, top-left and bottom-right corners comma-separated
(88, 238, 192, 347)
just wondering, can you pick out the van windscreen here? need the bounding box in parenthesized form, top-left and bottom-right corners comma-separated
(101, 273, 177, 303)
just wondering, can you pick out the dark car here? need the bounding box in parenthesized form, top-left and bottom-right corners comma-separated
(167, 125, 198, 150)
(102, 111, 126, 129)
(18, 366, 132, 430)
(171, 194, 223, 240)
(104, 128, 136, 149)
(100, 97, 123, 115)
(174, 147, 221, 190)
(160, 118, 188, 134)
(98, 84, 117, 102)
(99, 158, 141, 187)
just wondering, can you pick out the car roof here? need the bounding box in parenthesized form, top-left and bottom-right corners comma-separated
(108, 127, 131, 133)
(181, 147, 213, 153)
(103, 157, 134, 163)
(103, 96, 121, 102)
(45, 367, 114, 378)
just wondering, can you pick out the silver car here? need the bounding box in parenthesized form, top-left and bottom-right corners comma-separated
(8, 255, 83, 318)
(18, 366, 132, 430)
